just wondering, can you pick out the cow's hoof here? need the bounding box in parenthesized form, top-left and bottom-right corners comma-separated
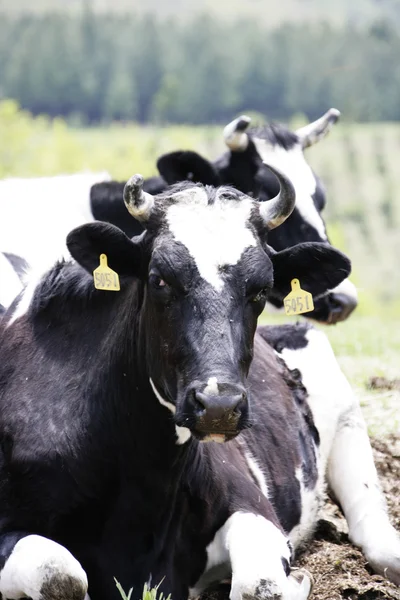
(40, 573, 88, 600)
(287, 568, 313, 598)
(358, 523, 400, 586)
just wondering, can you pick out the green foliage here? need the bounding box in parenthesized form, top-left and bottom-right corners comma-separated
(1, 14, 400, 124)
(115, 578, 172, 600)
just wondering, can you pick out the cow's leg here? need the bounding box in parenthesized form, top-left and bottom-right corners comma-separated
(217, 512, 312, 600)
(0, 533, 88, 600)
(328, 406, 400, 585)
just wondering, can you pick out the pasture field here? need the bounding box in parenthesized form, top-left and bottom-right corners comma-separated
(1, 100, 399, 437)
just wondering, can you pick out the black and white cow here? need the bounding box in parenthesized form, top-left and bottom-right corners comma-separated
(0, 171, 398, 600)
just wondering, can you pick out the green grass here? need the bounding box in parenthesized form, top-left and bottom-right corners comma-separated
(115, 579, 171, 600)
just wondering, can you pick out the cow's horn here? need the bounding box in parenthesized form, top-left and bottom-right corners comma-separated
(295, 108, 340, 149)
(124, 174, 155, 222)
(223, 115, 251, 151)
(259, 164, 296, 230)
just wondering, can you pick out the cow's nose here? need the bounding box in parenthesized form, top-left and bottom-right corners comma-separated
(193, 390, 246, 421)
(327, 292, 358, 324)
(188, 381, 248, 437)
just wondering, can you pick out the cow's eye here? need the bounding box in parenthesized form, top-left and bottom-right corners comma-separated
(250, 288, 269, 303)
(149, 273, 168, 289)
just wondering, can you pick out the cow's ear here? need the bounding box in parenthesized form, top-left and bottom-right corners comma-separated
(67, 222, 143, 279)
(157, 150, 220, 186)
(270, 242, 351, 300)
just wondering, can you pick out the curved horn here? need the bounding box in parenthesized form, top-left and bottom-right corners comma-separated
(123, 174, 155, 223)
(295, 108, 340, 149)
(223, 115, 251, 151)
(259, 164, 296, 230)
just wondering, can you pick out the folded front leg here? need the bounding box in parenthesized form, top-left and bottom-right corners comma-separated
(224, 512, 312, 600)
(0, 533, 88, 600)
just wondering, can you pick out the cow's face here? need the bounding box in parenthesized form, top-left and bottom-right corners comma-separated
(68, 170, 351, 442)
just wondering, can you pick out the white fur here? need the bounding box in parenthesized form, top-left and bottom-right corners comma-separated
(0, 534, 87, 600)
(289, 466, 323, 550)
(166, 188, 257, 291)
(6, 267, 46, 326)
(0, 172, 110, 276)
(331, 278, 358, 303)
(244, 450, 270, 499)
(0, 253, 23, 308)
(204, 377, 219, 395)
(253, 139, 328, 241)
(280, 327, 351, 470)
(149, 378, 191, 445)
(193, 512, 311, 600)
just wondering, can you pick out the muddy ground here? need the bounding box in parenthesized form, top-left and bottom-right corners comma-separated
(295, 434, 400, 600)
(201, 434, 400, 600)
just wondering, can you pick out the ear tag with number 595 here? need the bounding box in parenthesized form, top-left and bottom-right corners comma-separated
(284, 278, 314, 316)
(93, 254, 120, 291)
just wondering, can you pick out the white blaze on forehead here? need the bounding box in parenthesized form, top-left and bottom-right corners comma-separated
(166, 188, 257, 291)
(253, 138, 328, 241)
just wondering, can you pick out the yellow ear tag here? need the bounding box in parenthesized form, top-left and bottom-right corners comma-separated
(283, 278, 314, 316)
(93, 254, 120, 291)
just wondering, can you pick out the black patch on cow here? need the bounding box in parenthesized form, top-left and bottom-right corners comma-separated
(258, 322, 312, 352)
(157, 151, 221, 186)
(249, 124, 299, 150)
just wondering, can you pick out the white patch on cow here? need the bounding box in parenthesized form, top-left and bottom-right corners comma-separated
(279, 327, 352, 471)
(166, 188, 257, 291)
(289, 466, 324, 550)
(6, 267, 46, 326)
(149, 378, 191, 445)
(253, 138, 328, 241)
(244, 450, 270, 499)
(331, 278, 358, 303)
(192, 512, 311, 599)
(0, 253, 23, 308)
(0, 534, 88, 600)
(0, 172, 110, 275)
(204, 377, 219, 395)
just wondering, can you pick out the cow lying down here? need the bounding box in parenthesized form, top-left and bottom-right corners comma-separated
(0, 169, 398, 600)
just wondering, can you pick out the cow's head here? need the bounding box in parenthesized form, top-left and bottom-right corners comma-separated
(223, 109, 358, 324)
(157, 111, 358, 325)
(68, 167, 351, 442)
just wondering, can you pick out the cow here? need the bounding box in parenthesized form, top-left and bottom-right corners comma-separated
(0, 170, 398, 600)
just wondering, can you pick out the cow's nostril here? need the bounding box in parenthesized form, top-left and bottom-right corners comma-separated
(193, 392, 207, 417)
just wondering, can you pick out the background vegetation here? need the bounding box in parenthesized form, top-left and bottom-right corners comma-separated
(0, 12, 399, 124)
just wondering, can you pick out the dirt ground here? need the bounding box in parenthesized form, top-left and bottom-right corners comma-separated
(295, 434, 400, 600)
(200, 434, 400, 600)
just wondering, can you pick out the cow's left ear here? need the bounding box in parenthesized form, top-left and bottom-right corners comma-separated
(270, 242, 351, 300)
(157, 150, 220, 186)
(67, 222, 143, 279)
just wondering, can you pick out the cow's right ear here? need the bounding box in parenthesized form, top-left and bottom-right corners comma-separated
(67, 222, 143, 279)
(157, 150, 220, 186)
